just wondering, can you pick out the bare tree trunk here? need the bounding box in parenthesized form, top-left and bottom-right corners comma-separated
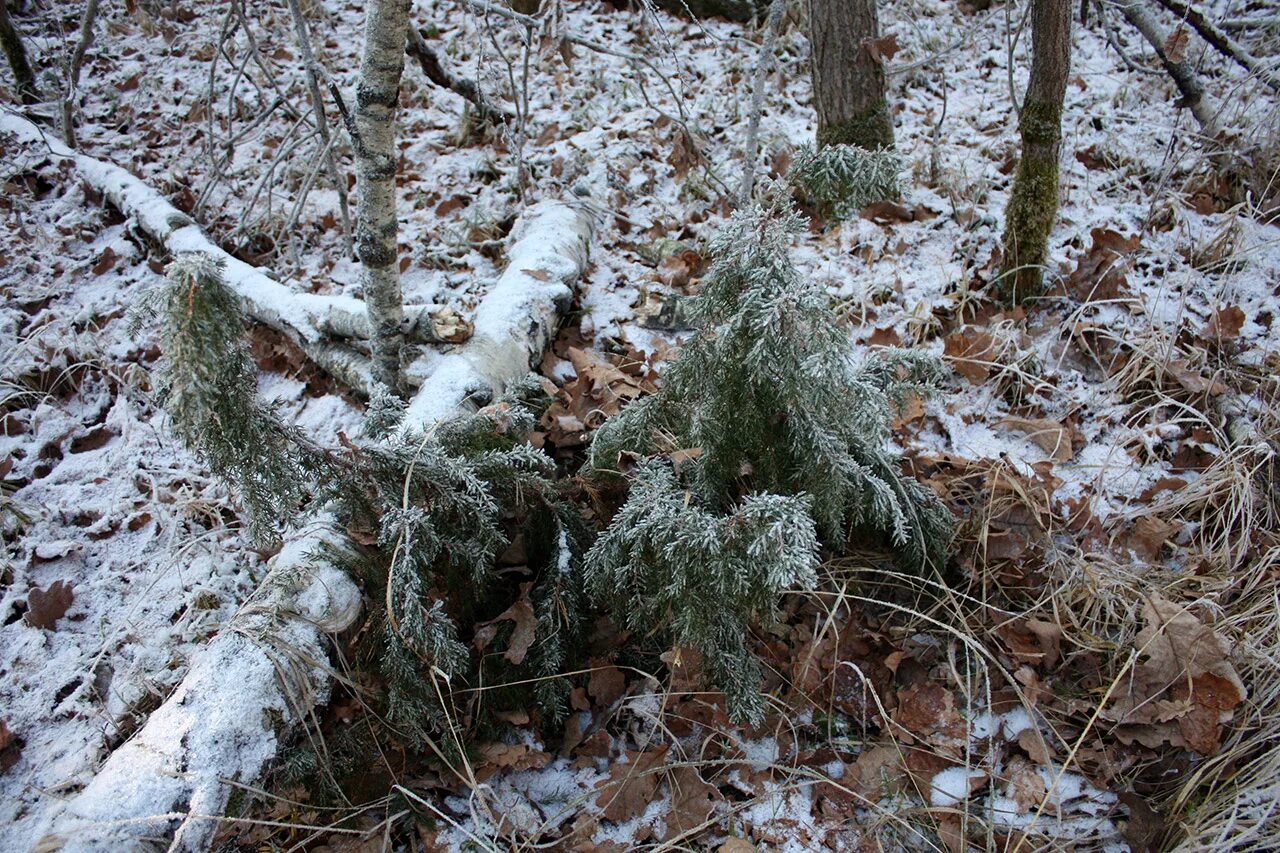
(0, 1, 38, 105)
(354, 0, 411, 393)
(998, 0, 1072, 305)
(805, 0, 895, 151)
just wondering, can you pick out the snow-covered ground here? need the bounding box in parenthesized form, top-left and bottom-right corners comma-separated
(2, 0, 1278, 849)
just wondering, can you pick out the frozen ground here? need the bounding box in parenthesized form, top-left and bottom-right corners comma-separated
(2, 0, 1278, 849)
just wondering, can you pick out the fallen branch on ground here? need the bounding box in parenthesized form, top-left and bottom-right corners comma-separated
(0, 113, 472, 394)
(407, 26, 514, 125)
(36, 190, 598, 852)
(1118, 1, 1221, 138)
(1152, 0, 1280, 93)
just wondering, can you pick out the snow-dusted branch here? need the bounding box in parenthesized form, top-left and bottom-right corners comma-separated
(406, 26, 514, 125)
(1152, 0, 1280, 93)
(1118, 1, 1220, 138)
(0, 113, 470, 392)
(42, 521, 362, 853)
(402, 196, 598, 426)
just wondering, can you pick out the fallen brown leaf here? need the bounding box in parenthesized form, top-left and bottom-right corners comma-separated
(1107, 595, 1245, 755)
(595, 746, 669, 823)
(1058, 228, 1140, 301)
(662, 765, 721, 840)
(863, 33, 900, 63)
(1163, 26, 1189, 64)
(998, 416, 1075, 462)
(943, 328, 996, 383)
(25, 580, 74, 630)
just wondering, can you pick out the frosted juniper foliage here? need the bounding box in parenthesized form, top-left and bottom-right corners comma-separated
(332, 383, 589, 743)
(790, 144, 901, 219)
(149, 254, 329, 541)
(587, 198, 951, 722)
(148, 258, 586, 743)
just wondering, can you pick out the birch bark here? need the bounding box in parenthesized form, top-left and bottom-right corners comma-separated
(355, 0, 411, 392)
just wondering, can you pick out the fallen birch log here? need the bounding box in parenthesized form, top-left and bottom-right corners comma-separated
(39, 520, 362, 853)
(36, 193, 598, 852)
(402, 196, 597, 426)
(0, 114, 470, 393)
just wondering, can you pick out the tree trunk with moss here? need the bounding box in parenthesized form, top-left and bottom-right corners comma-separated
(355, 0, 410, 392)
(0, 1, 38, 105)
(806, 0, 894, 151)
(998, 0, 1072, 305)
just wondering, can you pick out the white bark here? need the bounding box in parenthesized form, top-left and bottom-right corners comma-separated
(353, 0, 411, 391)
(39, 520, 362, 853)
(33, 194, 598, 851)
(0, 114, 468, 393)
(401, 198, 597, 427)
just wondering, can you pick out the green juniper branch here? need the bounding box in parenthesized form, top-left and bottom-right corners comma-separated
(586, 195, 951, 722)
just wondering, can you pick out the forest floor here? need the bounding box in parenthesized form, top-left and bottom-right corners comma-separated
(2, 0, 1280, 850)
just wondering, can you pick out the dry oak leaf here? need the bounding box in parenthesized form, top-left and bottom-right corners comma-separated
(0, 719, 22, 772)
(472, 583, 537, 665)
(1164, 359, 1228, 397)
(996, 619, 1062, 669)
(478, 741, 552, 773)
(1005, 757, 1048, 814)
(863, 33, 900, 63)
(943, 328, 996, 383)
(895, 683, 965, 741)
(25, 580, 74, 629)
(1106, 595, 1245, 755)
(1163, 25, 1190, 63)
(868, 326, 902, 347)
(847, 745, 906, 802)
(1124, 515, 1180, 562)
(717, 840, 757, 853)
(655, 249, 704, 290)
(1059, 228, 1141, 302)
(662, 765, 722, 840)
(587, 659, 627, 707)
(595, 746, 669, 823)
(1202, 305, 1245, 344)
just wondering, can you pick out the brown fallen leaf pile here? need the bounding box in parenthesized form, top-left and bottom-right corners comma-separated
(1105, 594, 1246, 756)
(541, 347, 656, 448)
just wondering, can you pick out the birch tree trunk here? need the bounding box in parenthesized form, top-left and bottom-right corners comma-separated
(0, 1, 38, 105)
(805, 0, 895, 151)
(997, 0, 1072, 305)
(355, 0, 411, 392)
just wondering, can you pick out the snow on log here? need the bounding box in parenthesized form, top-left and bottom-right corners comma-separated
(39, 519, 361, 853)
(402, 197, 597, 426)
(0, 114, 466, 391)
(33, 191, 597, 851)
